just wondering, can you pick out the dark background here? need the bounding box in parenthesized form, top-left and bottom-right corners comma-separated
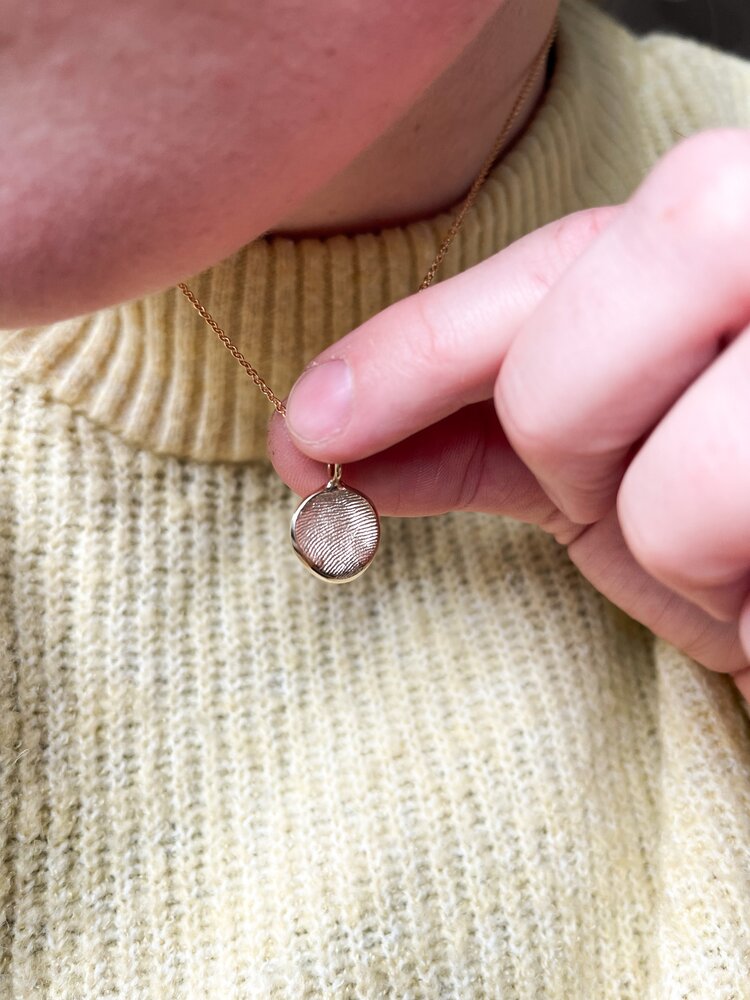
(601, 0, 749, 55)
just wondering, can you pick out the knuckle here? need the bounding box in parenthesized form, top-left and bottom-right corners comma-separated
(523, 207, 618, 301)
(681, 619, 747, 674)
(538, 505, 589, 546)
(646, 128, 750, 252)
(678, 615, 718, 663)
(406, 288, 460, 379)
(617, 471, 679, 582)
(495, 363, 559, 464)
(452, 409, 491, 512)
(548, 205, 618, 267)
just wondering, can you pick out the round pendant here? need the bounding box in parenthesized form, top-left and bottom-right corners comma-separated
(290, 464, 380, 583)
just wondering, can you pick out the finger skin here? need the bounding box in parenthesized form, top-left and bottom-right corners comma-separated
(270, 401, 749, 680)
(616, 323, 750, 624)
(273, 394, 749, 678)
(567, 510, 748, 675)
(281, 204, 620, 465)
(495, 128, 750, 525)
(733, 667, 750, 704)
(738, 597, 750, 692)
(269, 399, 577, 534)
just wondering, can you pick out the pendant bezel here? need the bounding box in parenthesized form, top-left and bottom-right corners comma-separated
(290, 465, 380, 583)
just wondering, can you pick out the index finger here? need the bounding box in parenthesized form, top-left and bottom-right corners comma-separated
(277, 204, 620, 464)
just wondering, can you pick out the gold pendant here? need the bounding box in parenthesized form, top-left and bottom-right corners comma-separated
(290, 463, 380, 583)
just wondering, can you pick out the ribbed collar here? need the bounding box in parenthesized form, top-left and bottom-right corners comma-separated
(0, 0, 643, 464)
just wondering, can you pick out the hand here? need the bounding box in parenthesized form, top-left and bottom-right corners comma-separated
(268, 128, 750, 701)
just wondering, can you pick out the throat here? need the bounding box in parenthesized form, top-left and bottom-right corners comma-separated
(267, 3, 558, 239)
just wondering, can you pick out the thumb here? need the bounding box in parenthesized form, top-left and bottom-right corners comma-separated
(275, 204, 621, 467)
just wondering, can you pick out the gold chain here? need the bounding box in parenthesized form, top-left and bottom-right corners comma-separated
(178, 18, 558, 418)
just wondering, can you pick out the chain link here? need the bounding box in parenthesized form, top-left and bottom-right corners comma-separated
(177, 281, 287, 412)
(178, 18, 558, 419)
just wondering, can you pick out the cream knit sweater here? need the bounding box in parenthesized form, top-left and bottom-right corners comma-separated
(2, 1, 750, 997)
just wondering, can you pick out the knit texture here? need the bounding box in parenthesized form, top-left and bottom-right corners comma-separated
(1, 1, 750, 997)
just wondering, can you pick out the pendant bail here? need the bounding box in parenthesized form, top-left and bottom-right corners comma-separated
(326, 463, 343, 488)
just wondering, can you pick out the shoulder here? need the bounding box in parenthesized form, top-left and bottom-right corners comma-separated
(554, 0, 750, 197)
(635, 25, 750, 138)
(573, 0, 750, 162)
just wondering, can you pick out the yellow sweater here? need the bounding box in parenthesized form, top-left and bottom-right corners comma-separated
(2, 1, 750, 996)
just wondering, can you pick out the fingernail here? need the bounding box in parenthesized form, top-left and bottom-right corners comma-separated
(286, 358, 353, 444)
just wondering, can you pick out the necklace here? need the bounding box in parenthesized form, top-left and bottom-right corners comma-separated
(178, 18, 558, 583)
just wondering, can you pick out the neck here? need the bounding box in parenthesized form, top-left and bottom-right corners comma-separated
(268, 2, 559, 239)
(0, 0, 638, 464)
